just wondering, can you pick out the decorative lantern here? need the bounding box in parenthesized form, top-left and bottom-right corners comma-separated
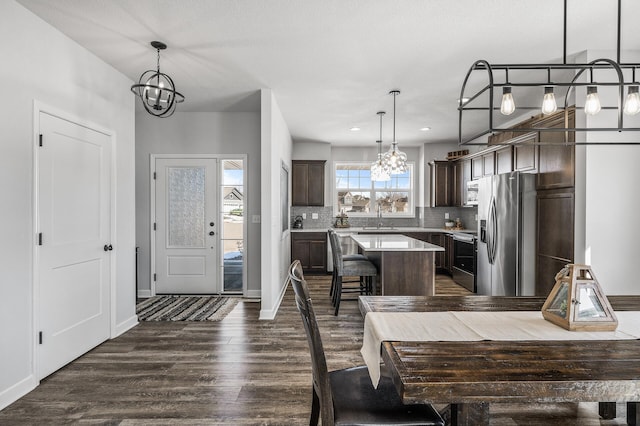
(541, 264, 618, 331)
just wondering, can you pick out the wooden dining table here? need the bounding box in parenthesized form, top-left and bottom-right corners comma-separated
(359, 295, 640, 426)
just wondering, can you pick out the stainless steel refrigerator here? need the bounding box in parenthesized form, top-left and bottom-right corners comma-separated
(476, 172, 536, 296)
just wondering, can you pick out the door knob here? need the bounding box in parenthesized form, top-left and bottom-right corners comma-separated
(103, 244, 113, 251)
(209, 231, 215, 236)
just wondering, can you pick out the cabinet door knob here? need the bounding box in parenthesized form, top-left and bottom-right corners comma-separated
(209, 231, 215, 236)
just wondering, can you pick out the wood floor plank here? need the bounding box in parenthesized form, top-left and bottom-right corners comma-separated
(0, 274, 629, 424)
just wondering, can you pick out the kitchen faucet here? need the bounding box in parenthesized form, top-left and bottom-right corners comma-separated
(377, 200, 383, 229)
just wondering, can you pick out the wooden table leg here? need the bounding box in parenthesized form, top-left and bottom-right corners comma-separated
(629, 402, 639, 425)
(448, 402, 490, 426)
(599, 402, 616, 419)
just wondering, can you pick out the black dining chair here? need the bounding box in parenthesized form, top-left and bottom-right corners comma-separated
(288, 260, 444, 426)
(327, 230, 377, 315)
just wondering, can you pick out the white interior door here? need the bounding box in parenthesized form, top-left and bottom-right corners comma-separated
(155, 158, 219, 294)
(37, 112, 111, 379)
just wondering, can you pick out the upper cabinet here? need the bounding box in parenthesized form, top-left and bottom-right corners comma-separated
(292, 160, 325, 206)
(471, 151, 495, 179)
(429, 160, 452, 207)
(536, 109, 575, 190)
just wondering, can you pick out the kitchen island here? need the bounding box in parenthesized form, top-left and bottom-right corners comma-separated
(350, 234, 444, 296)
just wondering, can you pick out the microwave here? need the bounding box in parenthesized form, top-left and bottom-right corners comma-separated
(466, 180, 479, 205)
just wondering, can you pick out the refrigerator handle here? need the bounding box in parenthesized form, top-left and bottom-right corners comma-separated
(487, 196, 495, 264)
(490, 197, 498, 264)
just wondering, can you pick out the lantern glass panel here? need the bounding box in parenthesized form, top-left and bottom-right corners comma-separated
(576, 284, 607, 320)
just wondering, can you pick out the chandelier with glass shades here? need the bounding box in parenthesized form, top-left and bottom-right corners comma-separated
(130, 41, 185, 118)
(458, 0, 640, 145)
(383, 90, 408, 174)
(371, 111, 391, 182)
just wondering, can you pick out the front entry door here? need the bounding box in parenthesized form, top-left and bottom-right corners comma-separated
(37, 112, 111, 379)
(155, 158, 219, 294)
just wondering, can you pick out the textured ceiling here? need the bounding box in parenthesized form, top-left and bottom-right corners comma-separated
(15, 0, 640, 146)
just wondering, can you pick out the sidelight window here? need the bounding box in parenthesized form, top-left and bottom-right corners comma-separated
(220, 159, 245, 293)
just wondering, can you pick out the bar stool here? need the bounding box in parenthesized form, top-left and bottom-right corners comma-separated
(327, 229, 367, 299)
(328, 230, 377, 315)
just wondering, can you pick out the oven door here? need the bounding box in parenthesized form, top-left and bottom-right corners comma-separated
(452, 234, 476, 292)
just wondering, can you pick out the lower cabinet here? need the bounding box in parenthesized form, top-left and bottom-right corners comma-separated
(291, 232, 327, 274)
(404, 232, 447, 272)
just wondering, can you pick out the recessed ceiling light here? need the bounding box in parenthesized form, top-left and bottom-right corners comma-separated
(350, 126, 361, 132)
(420, 127, 431, 131)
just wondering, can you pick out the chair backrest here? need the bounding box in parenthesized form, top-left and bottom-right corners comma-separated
(327, 230, 344, 273)
(288, 260, 335, 425)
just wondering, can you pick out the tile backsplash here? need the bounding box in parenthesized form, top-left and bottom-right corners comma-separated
(291, 206, 478, 230)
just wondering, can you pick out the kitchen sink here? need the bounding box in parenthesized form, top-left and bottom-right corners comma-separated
(362, 226, 397, 230)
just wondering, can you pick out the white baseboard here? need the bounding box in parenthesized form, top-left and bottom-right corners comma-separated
(245, 289, 261, 299)
(114, 315, 139, 337)
(137, 289, 152, 298)
(0, 374, 37, 411)
(259, 280, 288, 320)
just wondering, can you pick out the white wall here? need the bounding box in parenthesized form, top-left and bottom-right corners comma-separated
(260, 89, 293, 319)
(574, 49, 640, 295)
(0, 1, 136, 409)
(135, 111, 261, 297)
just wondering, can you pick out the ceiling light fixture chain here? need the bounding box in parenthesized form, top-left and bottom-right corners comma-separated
(458, 0, 640, 145)
(130, 41, 185, 118)
(383, 90, 407, 174)
(371, 111, 390, 182)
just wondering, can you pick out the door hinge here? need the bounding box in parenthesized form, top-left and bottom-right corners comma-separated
(153, 172, 156, 180)
(38, 134, 43, 147)
(38, 233, 43, 246)
(153, 273, 157, 282)
(153, 222, 156, 231)
(39, 331, 43, 345)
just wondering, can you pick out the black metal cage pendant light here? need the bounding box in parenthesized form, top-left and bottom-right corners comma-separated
(131, 41, 185, 118)
(458, 0, 640, 145)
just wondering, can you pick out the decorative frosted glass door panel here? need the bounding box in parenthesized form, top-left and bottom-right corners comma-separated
(156, 158, 218, 294)
(168, 167, 206, 248)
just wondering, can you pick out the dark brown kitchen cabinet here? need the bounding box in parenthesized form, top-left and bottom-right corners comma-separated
(512, 132, 538, 173)
(482, 151, 495, 176)
(471, 156, 483, 180)
(495, 146, 513, 175)
(429, 161, 452, 207)
(292, 160, 325, 206)
(451, 161, 464, 207)
(472, 152, 495, 178)
(536, 109, 575, 190)
(403, 232, 448, 273)
(536, 188, 574, 296)
(291, 232, 327, 274)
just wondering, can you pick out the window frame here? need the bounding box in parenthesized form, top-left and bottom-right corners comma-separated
(333, 161, 415, 218)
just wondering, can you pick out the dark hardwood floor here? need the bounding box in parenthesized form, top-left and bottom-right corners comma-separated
(0, 274, 628, 425)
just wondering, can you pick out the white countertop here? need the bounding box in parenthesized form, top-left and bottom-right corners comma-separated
(333, 227, 477, 235)
(350, 234, 445, 252)
(289, 226, 477, 235)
